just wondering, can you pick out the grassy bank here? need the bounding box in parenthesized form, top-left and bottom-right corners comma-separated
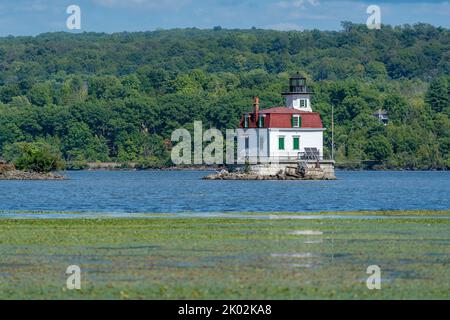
(0, 211, 449, 299)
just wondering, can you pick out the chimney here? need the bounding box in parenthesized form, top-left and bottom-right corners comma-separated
(253, 96, 260, 124)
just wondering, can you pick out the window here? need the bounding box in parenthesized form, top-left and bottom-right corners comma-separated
(259, 136, 264, 150)
(300, 99, 307, 108)
(258, 116, 265, 128)
(244, 114, 249, 128)
(278, 137, 285, 150)
(245, 137, 249, 150)
(292, 115, 301, 128)
(293, 137, 300, 150)
(291, 79, 305, 87)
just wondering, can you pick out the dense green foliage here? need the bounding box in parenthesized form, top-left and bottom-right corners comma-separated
(0, 23, 449, 169)
(3, 141, 63, 173)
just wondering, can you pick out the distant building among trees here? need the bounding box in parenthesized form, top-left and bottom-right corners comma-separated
(373, 109, 389, 125)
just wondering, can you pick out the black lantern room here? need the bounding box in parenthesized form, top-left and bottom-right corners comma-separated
(282, 72, 314, 95)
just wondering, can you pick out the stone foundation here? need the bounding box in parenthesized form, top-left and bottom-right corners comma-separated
(204, 161, 336, 180)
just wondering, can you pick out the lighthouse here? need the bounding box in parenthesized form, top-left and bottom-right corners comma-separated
(282, 72, 313, 112)
(234, 73, 336, 179)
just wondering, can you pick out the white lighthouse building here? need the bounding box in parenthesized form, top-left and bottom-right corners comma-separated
(235, 73, 335, 179)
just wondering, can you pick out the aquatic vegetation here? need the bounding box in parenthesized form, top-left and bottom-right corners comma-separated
(0, 211, 448, 299)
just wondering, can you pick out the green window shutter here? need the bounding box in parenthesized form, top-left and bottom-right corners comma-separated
(293, 137, 300, 150)
(291, 116, 294, 128)
(279, 137, 285, 150)
(298, 116, 302, 128)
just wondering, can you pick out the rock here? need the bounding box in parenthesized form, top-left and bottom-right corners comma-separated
(203, 168, 336, 181)
(0, 170, 67, 180)
(0, 163, 15, 174)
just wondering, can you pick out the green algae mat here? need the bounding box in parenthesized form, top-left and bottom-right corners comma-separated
(0, 211, 449, 299)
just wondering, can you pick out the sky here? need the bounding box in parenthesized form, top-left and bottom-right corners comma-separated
(0, 0, 448, 36)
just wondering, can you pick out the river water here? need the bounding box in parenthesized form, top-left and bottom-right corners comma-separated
(0, 170, 449, 214)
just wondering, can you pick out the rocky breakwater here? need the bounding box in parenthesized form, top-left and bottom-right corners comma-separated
(203, 167, 336, 181)
(0, 163, 66, 180)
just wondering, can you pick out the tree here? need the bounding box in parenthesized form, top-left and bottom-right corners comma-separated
(365, 136, 393, 161)
(342, 96, 369, 119)
(426, 77, 449, 113)
(365, 61, 388, 80)
(2, 142, 64, 173)
(28, 83, 53, 106)
(383, 94, 409, 123)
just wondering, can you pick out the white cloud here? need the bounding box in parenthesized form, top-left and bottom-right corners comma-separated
(292, 0, 305, 8)
(266, 22, 304, 31)
(275, 0, 319, 9)
(93, 0, 190, 10)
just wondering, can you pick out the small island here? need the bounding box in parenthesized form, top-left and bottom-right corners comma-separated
(0, 164, 65, 180)
(0, 142, 66, 180)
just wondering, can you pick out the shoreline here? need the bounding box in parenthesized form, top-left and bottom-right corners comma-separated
(1, 210, 449, 220)
(1, 166, 447, 180)
(78, 162, 221, 171)
(73, 163, 449, 172)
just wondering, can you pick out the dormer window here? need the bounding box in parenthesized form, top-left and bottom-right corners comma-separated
(300, 99, 307, 108)
(292, 115, 301, 128)
(244, 114, 249, 128)
(258, 115, 265, 128)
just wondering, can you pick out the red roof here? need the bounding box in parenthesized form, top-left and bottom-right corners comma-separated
(259, 107, 303, 114)
(240, 107, 323, 129)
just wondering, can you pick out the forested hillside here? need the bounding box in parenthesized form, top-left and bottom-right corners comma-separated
(0, 23, 449, 169)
